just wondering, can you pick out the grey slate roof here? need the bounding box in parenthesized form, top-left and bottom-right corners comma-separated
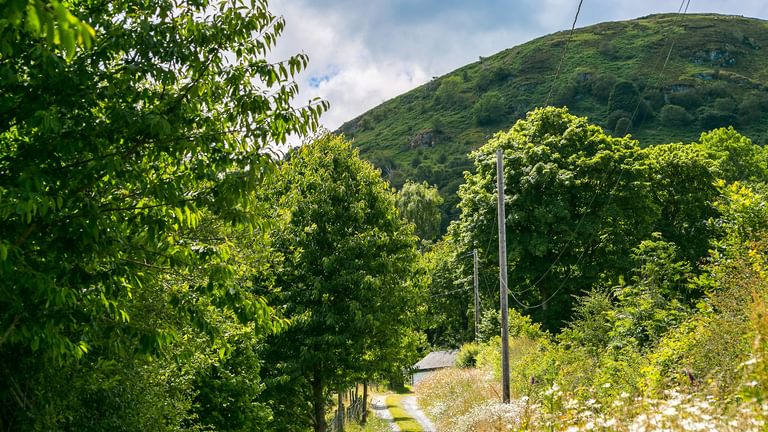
(413, 350, 459, 371)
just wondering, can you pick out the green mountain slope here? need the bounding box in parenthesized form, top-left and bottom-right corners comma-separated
(337, 13, 768, 227)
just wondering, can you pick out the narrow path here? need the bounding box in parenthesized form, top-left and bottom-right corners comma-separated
(371, 395, 400, 431)
(402, 395, 436, 432)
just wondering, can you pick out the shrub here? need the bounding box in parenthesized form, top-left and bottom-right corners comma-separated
(472, 91, 506, 125)
(606, 109, 632, 131)
(698, 108, 738, 129)
(588, 74, 617, 101)
(476, 65, 512, 91)
(660, 104, 693, 127)
(435, 76, 467, 108)
(558, 289, 614, 353)
(644, 88, 666, 110)
(613, 116, 632, 136)
(608, 81, 640, 113)
(714, 97, 738, 113)
(456, 342, 481, 368)
(738, 95, 765, 123)
(669, 90, 704, 110)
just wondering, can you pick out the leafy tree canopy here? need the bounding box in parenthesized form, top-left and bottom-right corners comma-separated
(1, 0, 325, 362)
(453, 107, 659, 330)
(260, 135, 424, 432)
(397, 180, 444, 242)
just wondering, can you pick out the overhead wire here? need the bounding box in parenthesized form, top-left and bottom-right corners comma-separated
(445, 0, 693, 312)
(623, 0, 692, 135)
(503, 0, 694, 310)
(544, 0, 585, 107)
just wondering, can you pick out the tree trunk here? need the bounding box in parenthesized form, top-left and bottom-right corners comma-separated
(337, 388, 344, 432)
(362, 381, 369, 424)
(312, 373, 326, 432)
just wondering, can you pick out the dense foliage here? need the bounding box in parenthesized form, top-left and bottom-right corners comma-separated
(396, 180, 444, 242)
(417, 108, 768, 431)
(0, 0, 329, 429)
(258, 135, 425, 432)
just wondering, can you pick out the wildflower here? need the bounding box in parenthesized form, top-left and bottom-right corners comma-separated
(740, 358, 758, 368)
(662, 406, 678, 416)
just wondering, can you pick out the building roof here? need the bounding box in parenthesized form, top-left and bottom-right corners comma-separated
(413, 350, 459, 371)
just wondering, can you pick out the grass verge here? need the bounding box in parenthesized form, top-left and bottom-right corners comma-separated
(386, 393, 423, 432)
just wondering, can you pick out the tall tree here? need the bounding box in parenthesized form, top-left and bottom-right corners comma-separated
(421, 237, 472, 346)
(452, 107, 659, 330)
(260, 135, 423, 432)
(397, 180, 444, 242)
(0, 0, 325, 427)
(641, 143, 720, 264)
(696, 127, 768, 183)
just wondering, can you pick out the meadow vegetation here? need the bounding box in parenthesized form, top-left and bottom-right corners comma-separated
(417, 108, 768, 431)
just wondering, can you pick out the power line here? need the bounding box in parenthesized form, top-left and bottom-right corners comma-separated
(460, 1, 693, 312)
(506, 0, 695, 310)
(544, 0, 585, 107)
(623, 0, 692, 135)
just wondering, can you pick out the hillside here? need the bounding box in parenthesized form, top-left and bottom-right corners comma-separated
(337, 13, 768, 226)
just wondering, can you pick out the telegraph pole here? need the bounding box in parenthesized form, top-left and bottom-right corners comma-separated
(496, 148, 510, 403)
(473, 248, 479, 341)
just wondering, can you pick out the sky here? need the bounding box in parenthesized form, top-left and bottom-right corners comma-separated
(268, 0, 768, 133)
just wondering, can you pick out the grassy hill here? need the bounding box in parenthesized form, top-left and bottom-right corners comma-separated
(337, 13, 768, 227)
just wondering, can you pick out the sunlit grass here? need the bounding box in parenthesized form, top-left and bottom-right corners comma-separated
(345, 414, 392, 432)
(386, 393, 423, 432)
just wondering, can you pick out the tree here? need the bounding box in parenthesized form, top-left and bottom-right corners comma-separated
(0, 0, 325, 427)
(435, 76, 466, 108)
(1, 0, 95, 59)
(473, 91, 506, 125)
(696, 127, 768, 183)
(421, 238, 472, 346)
(453, 107, 659, 330)
(260, 135, 423, 432)
(608, 81, 640, 113)
(642, 143, 721, 264)
(660, 104, 693, 127)
(397, 180, 444, 242)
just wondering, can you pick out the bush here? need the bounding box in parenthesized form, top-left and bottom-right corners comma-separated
(472, 91, 506, 125)
(476, 65, 512, 91)
(738, 95, 765, 123)
(608, 81, 640, 112)
(606, 109, 632, 131)
(660, 104, 693, 127)
(435, 76, 467, 108)
(669, 90, 704, 110)
(558, 289, 614, 353)
(644, 88, 666, 110)
(614, 116, 633, 136)
(456, 342, 481, 368)
(714, 97, 737, 113)
(698, 108, 738, 129)
(588, 74, 617, 101)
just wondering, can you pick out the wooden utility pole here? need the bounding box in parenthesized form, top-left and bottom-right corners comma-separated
(473, 248, 479, 341)
(496, 148, 510, 403)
